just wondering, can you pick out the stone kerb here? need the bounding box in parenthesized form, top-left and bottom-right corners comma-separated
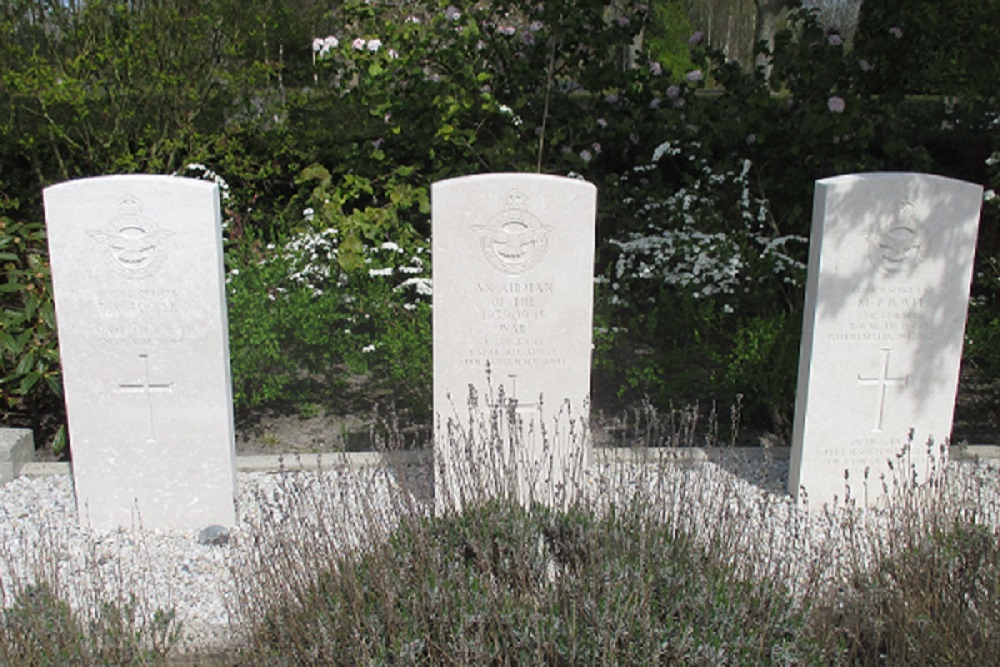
(790, 172, 983, 508)
(44, 175, 237, 530)
(432, 173, 597, 511)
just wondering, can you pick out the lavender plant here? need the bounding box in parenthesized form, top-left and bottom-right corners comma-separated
(230, 395, 1000, 665)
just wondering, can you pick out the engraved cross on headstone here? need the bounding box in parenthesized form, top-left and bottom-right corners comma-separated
(115, 353, 174, 443)
(857, 347, 908, 433)
(506, 374, 540, 425)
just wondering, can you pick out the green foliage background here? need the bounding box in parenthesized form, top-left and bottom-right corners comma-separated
(1, 0, 998, 456)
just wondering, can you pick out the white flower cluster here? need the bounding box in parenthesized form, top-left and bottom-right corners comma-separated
(370, 244, 433, 300)
(263, 223, 432, 303)
(613, 229, 742, 300)
(312, 36, 339, 58)
(353, 37, 383, 52)
(610, 142, 806, 308)
(754, 233, 809, 285)
(366, 242, 427, 275)
(273, 227, 342, 297)
(181, 163, 231, 201)
(497, 104, 523, 126)
(401, 276, 432, 293)
(650, 140, 682, 163)
(313, 35, 391, 62)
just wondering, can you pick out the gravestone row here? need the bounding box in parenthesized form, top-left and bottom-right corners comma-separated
(38, 171, 983, 529)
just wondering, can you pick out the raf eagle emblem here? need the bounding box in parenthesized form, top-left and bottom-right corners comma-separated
(473, 190, 549, 275)
(87, 193, 173, 279)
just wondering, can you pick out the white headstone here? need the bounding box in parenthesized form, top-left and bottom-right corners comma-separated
(790, 172, 983, 507)
(432, 174, 596, 510)
(44, 175, 237, 530)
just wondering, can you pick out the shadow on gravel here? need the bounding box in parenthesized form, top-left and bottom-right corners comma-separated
(703, 447, 792, 497)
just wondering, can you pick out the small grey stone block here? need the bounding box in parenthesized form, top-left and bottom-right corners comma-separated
(197, 525, 230, 546)
(0, 429, 35, 484)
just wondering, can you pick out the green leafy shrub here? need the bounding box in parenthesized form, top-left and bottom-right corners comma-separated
(299, 0, 654, 185)
(226, 236, 302, 411)
(966, 255, 1000, 382)
(227, 165, 432, 418)
(962, 145, 1000, 432)
(855, 0, 1000, 99)
(0, 0, 308, 192)
(0, 210, 65, 455)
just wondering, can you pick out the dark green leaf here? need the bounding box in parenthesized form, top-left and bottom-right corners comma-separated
(46, 372, 63, 397)
(24, 293, 38, 320)
(40, 302, 55, 329)
(15, 349, 35, 374)
(17, 371, 41, 394)
(52, 426, 67, 458)
(0, 331, 16, 353)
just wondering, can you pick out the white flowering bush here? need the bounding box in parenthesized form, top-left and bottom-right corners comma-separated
(589, 2, 991, 435)
(600, 131, 808, 432)
(264, 228, 431, 308)
(611, 145, 805, 307)
(218, 0, 655, 422)
(226, 167, 432, 414)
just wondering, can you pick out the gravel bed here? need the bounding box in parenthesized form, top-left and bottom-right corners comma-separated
(1, 453, 998, 659)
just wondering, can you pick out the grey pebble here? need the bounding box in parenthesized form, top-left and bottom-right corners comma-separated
(197, 524, 230, 546)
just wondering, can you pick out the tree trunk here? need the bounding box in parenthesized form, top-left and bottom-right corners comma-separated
(754, 0, 791, 75)
(687, 0, 758, 67)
